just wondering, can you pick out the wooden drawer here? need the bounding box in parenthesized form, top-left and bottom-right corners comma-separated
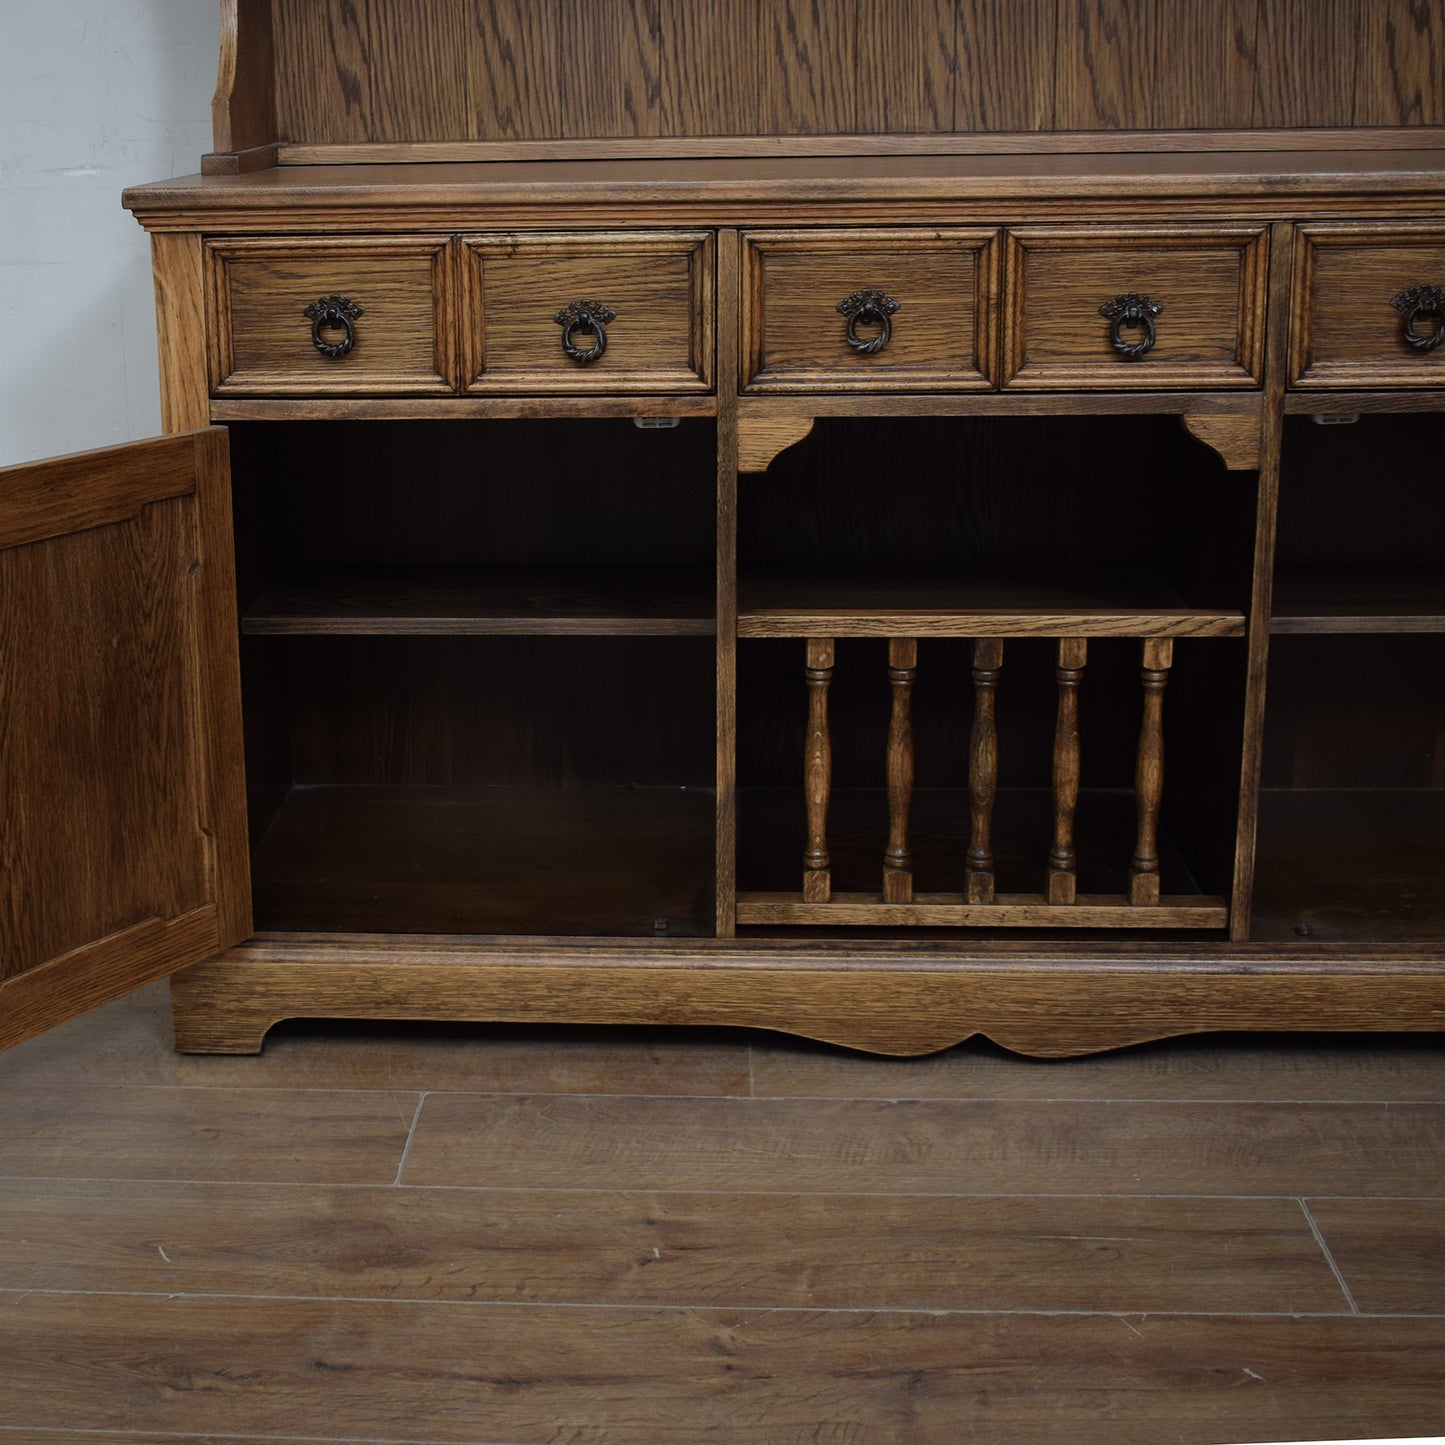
(1002, 226, 1269, 390)
(741, 229, 999, 392)
(1291, 223, 1445, 388)
(207, 237, 456, 396)
(461, 232, 713, 393)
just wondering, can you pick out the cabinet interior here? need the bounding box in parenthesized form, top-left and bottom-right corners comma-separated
(1252, 413, 1445, 943)
(228, 419, 718, 937)
(220, 410, 1445, 946)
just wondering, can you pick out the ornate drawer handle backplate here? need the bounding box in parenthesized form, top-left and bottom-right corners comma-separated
(1100, 292, 1162, 359)
(1391, 284, 1445, 353)
(303, 294, 363, 358)
(838, 289, 901, 355)
(555, 299, 616, 365)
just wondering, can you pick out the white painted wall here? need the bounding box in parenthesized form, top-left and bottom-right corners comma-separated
(0, 1, 219, 467)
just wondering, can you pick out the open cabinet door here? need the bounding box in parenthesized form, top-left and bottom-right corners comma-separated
(0, 429, 250, 1050)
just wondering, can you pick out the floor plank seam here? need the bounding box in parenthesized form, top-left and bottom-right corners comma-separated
(391, 1092, 427, 1186)
(1298, 1197, 1363, 1314)
(4, 1175, 1445, 1202)
(0, 1286, 1430, 1319)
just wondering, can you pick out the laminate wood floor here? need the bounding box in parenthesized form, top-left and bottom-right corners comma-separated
(1, 985, 1443, 1444)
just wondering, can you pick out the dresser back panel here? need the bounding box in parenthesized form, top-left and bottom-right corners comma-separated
(236, 0, 1445, 153)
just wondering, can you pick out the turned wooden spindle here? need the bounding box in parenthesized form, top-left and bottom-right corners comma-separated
(883, 638, 917, 903)
(967, 638, 1005, 904)
(803, 638, 835, 903)
(1130, 636, 1173, 905)
(1048, 637, 1088, 905)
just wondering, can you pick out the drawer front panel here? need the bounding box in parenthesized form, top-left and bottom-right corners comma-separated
(1292, 224, 1445, 388)
(462, 232, 714, 393)
(208, 237, 456, 396)
(741, 229, 1000, 392)
(1002, 226, 1269, 390)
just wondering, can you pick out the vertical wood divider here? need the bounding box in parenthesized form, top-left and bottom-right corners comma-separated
(967, 637, 1004, 903)
(883, 638, 918, 903)
(1130, 635, 1174, 906)
(803, 637, 835, 903)
(714, 229, 741, 936)
(1048, 636, 1087, 904)
(1230, 220, 1295, 940)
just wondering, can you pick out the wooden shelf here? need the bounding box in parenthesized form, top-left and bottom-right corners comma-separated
(737, 786, 1223, 931)
(242, 567, 715, 636)
(738, 568, 1245, 638)
(1270, 568, 1445, 633)
(736, 893, 1227, 928)
(1252, 789, 1445, 943)
(250, 785, 715, 937)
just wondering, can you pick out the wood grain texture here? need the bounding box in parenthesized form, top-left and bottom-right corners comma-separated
(955, 0, 1057, 132)
(272, 0, 469, 144)
(742, 228, 999, 392)
(0, 1178, 1347, 1314)
(1250, 0, 1365, 129)
(715, 229, 742, 937)
(461, 231, 713, 393)
(240, 0, 1445, 152)
(0, 1084, 415, 1184)
(1048, 636, 1087, 904)
(1129, 635, 1173, 907)
(0, 982, 752, 1095)
(1349, 0, 1445, 128)
(190, 427, 253, 951)
(735, 893, 1228, 928)
(151, 233, 212, 432)
(659, 0, 762, 136)
(855, 0, 955, 134)
(1002, 225, 1269, 390)
(1307, 1197, 1445, 1314)
(0, 438, 222, 997)
(7, 1294, 1445, 1444)
(168, 935, 1445, 1057)
(1290, 222, 1445, 388)
(207, 236, 456, 395)
(882, 637, 917, 903)
(802, 637, 835, 901)
(736, 412, 816, 471)
(402, 1092, 1445, 1195)
(750, 1029, 1445, 1101)
(1180, 412, 1263, 470)
(759, 0, 857, 135)
(1057, 0, 1262, 131)
(212, 0, 276, 154)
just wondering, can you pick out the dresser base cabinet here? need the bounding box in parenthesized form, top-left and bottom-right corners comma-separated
(5, 2, 1445, 1059)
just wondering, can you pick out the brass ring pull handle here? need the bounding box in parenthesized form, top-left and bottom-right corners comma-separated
(837, 289, 900, 355)
(303, 294, 363, 358)
(555, 299, 616, 365)
(1100, 292, 1162, 360)
(1391, 284, 1445, 353)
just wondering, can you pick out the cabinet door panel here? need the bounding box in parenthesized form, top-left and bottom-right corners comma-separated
(0, 430, 250, 1050)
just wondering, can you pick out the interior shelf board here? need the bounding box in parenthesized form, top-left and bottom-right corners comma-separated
(738, 567, 1245, 638)
(1270, 567, 1445, 633)
(1251, 789, 1445, 943)
(242, 566, 716, 636)
(250, 784, 716, 938)
(736, 893, 1229, 928)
